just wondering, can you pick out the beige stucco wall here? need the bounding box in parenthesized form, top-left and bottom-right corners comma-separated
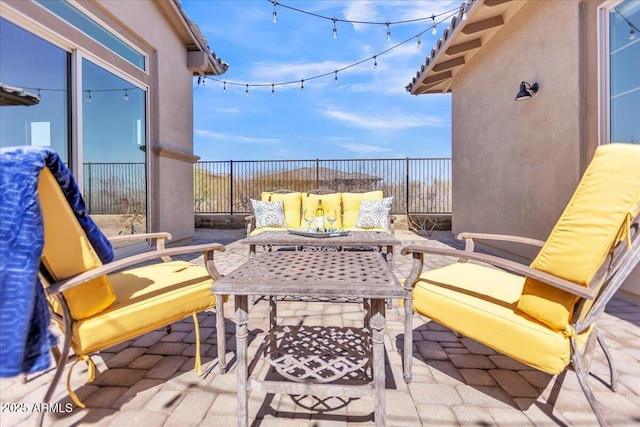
(97, 1, 198, 243)
(449, 0, 638, 301)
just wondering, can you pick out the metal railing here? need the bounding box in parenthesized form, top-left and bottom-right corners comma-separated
(194, 158, 451, 215)
(82, 158, 451, 215)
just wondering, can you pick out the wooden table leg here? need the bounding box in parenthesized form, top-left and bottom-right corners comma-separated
(235, 295, 249, 427)
(216, 297, 226, 372)
(403, 292, 413, 384)
(370, 298, 386, 427)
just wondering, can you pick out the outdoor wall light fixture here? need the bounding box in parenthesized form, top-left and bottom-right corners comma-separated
(515, 81, 539, 101)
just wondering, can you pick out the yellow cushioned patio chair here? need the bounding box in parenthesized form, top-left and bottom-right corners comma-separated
(36, 167, 227, 423)
(401, 143, 640, 427)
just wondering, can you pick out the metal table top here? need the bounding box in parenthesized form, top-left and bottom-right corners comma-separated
(239, 230, 399, 247)
(212, 251, 404, 299)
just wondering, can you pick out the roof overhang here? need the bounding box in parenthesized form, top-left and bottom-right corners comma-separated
(0, 83, 40, 106)
(158, 0, 228, 76)
(406, 0, 526, 95)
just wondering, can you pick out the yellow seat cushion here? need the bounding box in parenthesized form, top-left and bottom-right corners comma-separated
(261, 192, 302, 228)
(341, 191, 383, 229)
(301, 192, 343, 229)
(65, 261, 217, 355)
(412, 263, 587, 374)
(518, 144, 640, 332)
(38, 168, 116, 320)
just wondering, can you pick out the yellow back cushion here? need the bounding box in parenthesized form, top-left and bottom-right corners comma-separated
(301, 192, 343, 229)
(38, 168, 116, 320)
(517, 144, 640, 332)
(261, 192, 302, 228)
(341, 191, 384, 228)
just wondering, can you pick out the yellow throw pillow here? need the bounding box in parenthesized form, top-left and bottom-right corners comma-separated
(261, 192, 302, 228)
(341, 191, 383, 228)
(302, 192, 343, 229)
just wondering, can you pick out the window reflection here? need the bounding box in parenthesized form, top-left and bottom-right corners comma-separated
(0, 18, 69, 162)
(610, 1, 640, 144)
(82, 59, 147, 237)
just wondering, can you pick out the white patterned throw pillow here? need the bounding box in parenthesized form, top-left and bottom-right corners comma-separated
(251, 199, 286, 228)
(355, 197, 393, 229)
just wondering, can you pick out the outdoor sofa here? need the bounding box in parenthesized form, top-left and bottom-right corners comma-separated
(245, 189, 396, 237)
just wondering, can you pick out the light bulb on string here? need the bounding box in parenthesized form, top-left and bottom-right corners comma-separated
(431, 15, 437, 35)
(461, 4, 468, 21)
(332, 18, 337, 39)
(271, 83, 275, 96)
(373, 55, 378, 70)
(223, 81, 226, 93)
(87, 90, 92, 103)
(629, 26, 637, 40)
(245, 84, 249, 96)
(272, 2, 277, 23)
(334, 70, 338, 84)
(123, 89, 129, 101)
(301, 79, 304, 91)
(417, 35, 422, 48)
(385, 23, 391, 41)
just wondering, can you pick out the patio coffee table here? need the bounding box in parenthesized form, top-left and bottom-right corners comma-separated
(211, 251, 405, 427)
(240, 230, 400, 267)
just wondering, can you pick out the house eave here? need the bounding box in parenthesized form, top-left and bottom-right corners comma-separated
(406, 0, 527, 95)
(160, 0, 229, 76)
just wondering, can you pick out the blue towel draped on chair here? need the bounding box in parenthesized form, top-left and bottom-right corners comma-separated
(0, 146, 114, 377)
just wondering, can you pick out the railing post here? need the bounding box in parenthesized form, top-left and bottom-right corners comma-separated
(405, 157, 410, 215)
(230, 160, 234, 215)
(87, 162, 92, 213)
(316, 158, 319, 188)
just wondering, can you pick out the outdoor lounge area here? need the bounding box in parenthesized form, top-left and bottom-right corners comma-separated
(1, 227, 639, 426)
(2, 0, 639, 426)
(0, 229, 640, 427)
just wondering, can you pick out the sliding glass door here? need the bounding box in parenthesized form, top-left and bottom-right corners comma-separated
(82, 59, 147, 237)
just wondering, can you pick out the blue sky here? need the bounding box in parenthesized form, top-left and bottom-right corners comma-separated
(182, 0, 458, 161)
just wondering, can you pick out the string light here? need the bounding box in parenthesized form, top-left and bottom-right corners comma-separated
(223, 81, 226, 92)
(266, 0, 460, 40)
(87, 90, 92, 103)
(206, 8, 460, 94)
(431, 15, 437, 35)
(271, 83, 275, 95)
(416, 34, 422, 48)
(614, 8, 639, 42)
(123, 89, 128, 101)
(461, 3, 468, 21)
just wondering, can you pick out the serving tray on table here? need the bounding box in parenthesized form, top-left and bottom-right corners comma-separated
(287, 229, 350, 238)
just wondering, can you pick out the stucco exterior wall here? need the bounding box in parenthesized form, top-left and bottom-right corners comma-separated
(450, 0, 638, 301)
(452, 0, 584, 258)
(97, 1, 198, 243)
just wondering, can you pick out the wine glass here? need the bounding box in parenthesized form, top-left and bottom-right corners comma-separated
(326, 209, 337, 231)
(303, 209, 314, 231)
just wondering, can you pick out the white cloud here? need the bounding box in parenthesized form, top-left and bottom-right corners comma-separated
(338, 143, 392, 155)
(344, 1, 379, 32)
(323, 107, 447, 131)
(195, 130, 282, 145)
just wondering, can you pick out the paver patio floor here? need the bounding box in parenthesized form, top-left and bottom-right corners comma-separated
(1, 228, 639, 426)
